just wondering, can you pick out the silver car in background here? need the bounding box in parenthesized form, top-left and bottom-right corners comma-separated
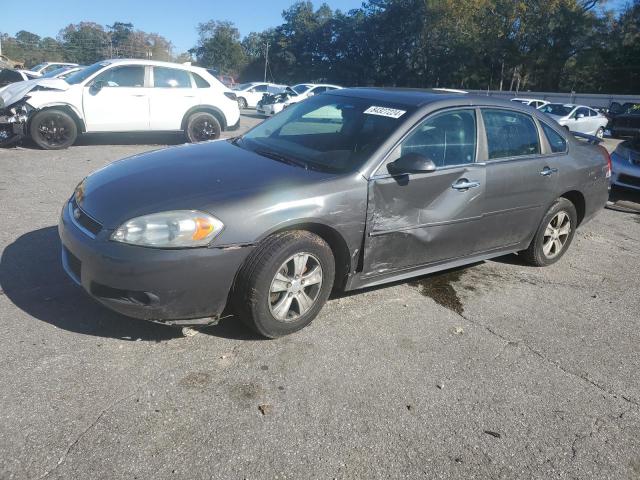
(538, 103, 608, 138)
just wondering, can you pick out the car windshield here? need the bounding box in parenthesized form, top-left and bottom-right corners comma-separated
(234, 83, 254, 91)
(236, 94, 412, 173)
(292, 84, 311, 95)
(539, 104, 573, 116)
(65, 62, 108, 85)
(41, 67, 72, 78)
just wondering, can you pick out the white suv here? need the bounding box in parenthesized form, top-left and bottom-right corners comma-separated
(0, 59, 240, 149)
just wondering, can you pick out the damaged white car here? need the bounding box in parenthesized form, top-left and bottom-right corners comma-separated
(256, 83, 342, 116)
(0, 59, 241, 149)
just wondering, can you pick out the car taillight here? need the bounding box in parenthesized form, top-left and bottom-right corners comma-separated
(224, 92, 237, 101)
(596, 144, 612, 178)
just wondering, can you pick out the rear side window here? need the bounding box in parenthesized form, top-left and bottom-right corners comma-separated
(540, 122, 567, 153)
(401, 109, 477, 167)
(193, 73, 210, 88)
(482, 109, 540, 160)
(153, 67, 191, 88)
(253, 84, 268, 93)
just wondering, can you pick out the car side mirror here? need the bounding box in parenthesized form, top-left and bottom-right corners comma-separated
(90, 80, 106, 94)
(387, 152, 437, 175)
(575, 113, 585, 119)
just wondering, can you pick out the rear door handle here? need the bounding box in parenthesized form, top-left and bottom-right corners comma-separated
(452, 179, 481, 190)
(540, 167, 558, 176)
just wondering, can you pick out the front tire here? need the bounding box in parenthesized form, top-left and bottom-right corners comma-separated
(29, 109, 77, 150)
(237, 97, 248, 109)
(233, 231, 335, 338)
(185, 112, 221, 143)
(596, 127, 604, 139)
(520, 197, 577, 267)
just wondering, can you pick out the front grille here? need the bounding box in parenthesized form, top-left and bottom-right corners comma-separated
(618, 174, 640, 188)
(70, 198, 102, 236)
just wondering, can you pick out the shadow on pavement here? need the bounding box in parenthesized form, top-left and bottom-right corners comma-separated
(608, 186, 640, 213)
(74, 132, 186, 147)
(0, 226, 254, 341)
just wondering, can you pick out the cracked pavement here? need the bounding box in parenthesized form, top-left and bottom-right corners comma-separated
(1, 124, 639, 479)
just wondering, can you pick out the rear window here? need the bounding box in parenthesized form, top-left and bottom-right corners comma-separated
(482, 109, 540, 160)
(540, 122, 567, 153)
(154, 67, 191, 88)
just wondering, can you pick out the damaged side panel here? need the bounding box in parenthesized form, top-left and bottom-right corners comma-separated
(361, 165, 487, 277)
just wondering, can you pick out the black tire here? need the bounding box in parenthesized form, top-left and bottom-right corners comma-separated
(520, 197, 577, 267)
(232, 230, 335, 338)
(237, 97, 248, 109)
(596, 127, 604, 139)
(184, 112, 221, 143)
(29, 109, 77, 150)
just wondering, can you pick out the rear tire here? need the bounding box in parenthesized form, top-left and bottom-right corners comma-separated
(232, 231, 335, 338)
(520, 197, 577, 267)
(185, 112, 221, 143)
(29, 109, 77, 150)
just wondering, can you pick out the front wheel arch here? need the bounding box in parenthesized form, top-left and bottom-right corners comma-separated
(29, 104, 86, 134)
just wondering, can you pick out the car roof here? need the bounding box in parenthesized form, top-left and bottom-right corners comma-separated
(102, 58, 207, 72)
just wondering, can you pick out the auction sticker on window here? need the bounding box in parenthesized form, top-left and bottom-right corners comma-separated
(364, 106, 406, 119)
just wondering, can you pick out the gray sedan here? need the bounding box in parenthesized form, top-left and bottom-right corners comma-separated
(59, 89, 610, 337)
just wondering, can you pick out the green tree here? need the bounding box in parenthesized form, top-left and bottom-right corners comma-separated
(192, 21, 246, 74)
(59, 22, 110, 64)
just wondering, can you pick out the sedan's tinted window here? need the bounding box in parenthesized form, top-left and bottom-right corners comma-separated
(574, 107, 590, 118)
(252, 84, 268, 92)
(312, 87, 328, 94)
(401, 110, 476, 167)
(93, 66, 145, 87)
(154, 67, 191, 88)
(540, 122, 567, 153)
(482, 109, 540, 160)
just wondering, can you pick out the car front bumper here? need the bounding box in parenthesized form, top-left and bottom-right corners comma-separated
(58, 199, 252, 325)
(611, 151, 640, 191)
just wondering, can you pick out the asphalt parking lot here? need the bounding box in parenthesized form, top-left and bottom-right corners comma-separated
(1, 114, 639, 479)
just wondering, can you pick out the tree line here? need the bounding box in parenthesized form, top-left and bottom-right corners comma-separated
(2, 0, 638, 94)
(196, 0, 639, 94)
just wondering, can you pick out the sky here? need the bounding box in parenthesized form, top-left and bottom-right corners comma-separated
(1, 0, 365, 54)
(1, 0, 630, 54)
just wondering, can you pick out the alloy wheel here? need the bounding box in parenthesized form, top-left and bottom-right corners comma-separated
(269, 252, 323, 322)
(542, 211, 571, 259)
(37, 114, 73, 147)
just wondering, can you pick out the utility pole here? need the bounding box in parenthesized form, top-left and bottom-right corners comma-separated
(263, 41, 269, 82)
(0, 35, 3, 56)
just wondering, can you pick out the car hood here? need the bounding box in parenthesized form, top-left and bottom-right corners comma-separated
(0, 78, 69, 109)
(77, 140, 336, 229)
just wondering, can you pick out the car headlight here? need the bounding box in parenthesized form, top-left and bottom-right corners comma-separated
(111, 210, 224, 248)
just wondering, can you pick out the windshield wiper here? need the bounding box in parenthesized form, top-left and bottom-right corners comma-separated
(254, 149, 309, 170)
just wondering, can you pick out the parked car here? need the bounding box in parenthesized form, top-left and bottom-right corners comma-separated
(58, 89, 610, 337)
(21, 62, 78, 77)
(610, 136, 640, 190)
(538, 103, 608, 138)
(233, 82, 287, 109)
(0, 68, 37, 88)
(0, 59, 240, 149)
(257, 83, 343, 116)
(511, 97, 549, 108)
(607, 103, 640, 139)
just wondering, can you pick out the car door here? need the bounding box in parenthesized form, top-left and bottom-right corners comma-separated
(148, 66, 197, 130)
(246, 84, 268, 107)
(475, 108, 560, 251)
(569, 107, 592, 134)
(82, 65, 150, 132)
(362, 108, 486, 277)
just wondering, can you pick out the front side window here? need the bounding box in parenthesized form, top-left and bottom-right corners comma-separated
(540, 122, 567, 153)
(539, 104, 573, 117)
(482, 109, 540, 160)
(399, 109, 476, 167)
(153, 67, 191, 88)
(574, 107, 590, 118)
(238, 94, 412, 173)
(93, 65, 145, 88)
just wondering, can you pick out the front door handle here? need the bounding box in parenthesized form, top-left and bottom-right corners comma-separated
(452, 179, 481, 190)
(540, 167, 558, 176)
